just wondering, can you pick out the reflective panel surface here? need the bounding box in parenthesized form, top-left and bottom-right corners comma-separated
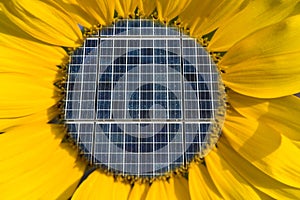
(65, 19, 223, 178)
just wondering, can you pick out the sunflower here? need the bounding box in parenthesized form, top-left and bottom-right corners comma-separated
(1, 0, 300, 199)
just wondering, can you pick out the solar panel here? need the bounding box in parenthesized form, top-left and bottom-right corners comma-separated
(65, 19, 223, 178)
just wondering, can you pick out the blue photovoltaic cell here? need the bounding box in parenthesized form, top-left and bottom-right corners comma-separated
(65, 19, 222, 178)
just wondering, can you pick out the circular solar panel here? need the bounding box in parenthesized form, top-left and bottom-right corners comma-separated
(65, 19, 225, 179)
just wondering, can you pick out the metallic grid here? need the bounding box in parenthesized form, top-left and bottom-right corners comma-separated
(65, 19, 221, 178)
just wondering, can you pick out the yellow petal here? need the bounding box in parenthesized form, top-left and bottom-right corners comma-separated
(0, 145, 85, 199)
(156, 0, 192, 23)
(33, 144, 85, 200)
(172, 176, 190, 199)
(228, 90, 300, 144)
(223, 110, 300, 188)
(0, 0, 82, 47)
(0, 122, 64, 181)
(179, 0, 246, 37)
(188, 162, 222, 200)
(145, 180, 168, 199)
(0, 40, 65, 92)
(0, 27, 68, 66)
(205, 148, 270, 200)
(177, 0, 222, 37)
(128, 182, 149, 200)
(209, 0, 298, 51)
(0, 45, 60, 83)
(78, 0, 115, 26)
(222, 51, 300, 98)
(0, 44, 67, 71)
(72, 170, 131, 200)
(138, 0, 156, 16)
(220, 15, 300, 66)
(0, 73, 57, 118)
(0, 12, 67, 67)
(0, 108, 59, 132)
(0, 8, 36, 42)
(0, 122, 85, 199)
(116, 0, 139, 18)
(146, 177, 190, 200)
(0, 123, 63, 167)
(55, 0, 97, 28)
(1, 55, 56, 77)
(217, 15, 300, 98)
(218, 137, 300, 199)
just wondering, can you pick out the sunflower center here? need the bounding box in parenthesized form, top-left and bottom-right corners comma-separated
(64, 19, 225, 179)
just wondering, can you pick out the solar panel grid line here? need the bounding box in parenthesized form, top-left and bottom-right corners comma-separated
(66, 89, 95, 93)
(75, 72, 97, 75)
(107, 23, 117, 170)
(165, 29, 171, 173)
(193, 40, 202, 156)
(108, 25, 115, 121)
(138, 20, 142, 176)
(128, 66, 137, 171)
(91, 38, 100, 164)
(68, 80, 96, 84)
(65, 18, 222, 178)
(65, 119, 214, 123)
(122, 20, 129, 176)
(65, 57, 72, 119)
(208, 57, 215, 119)
(179, 32, 187, 167)
(77, 43, 86, 120)
(98, 36, 183, 39)
(97, 35, 184, 40)
(151, 19, 155, 177)
(152, 29, 156, 121)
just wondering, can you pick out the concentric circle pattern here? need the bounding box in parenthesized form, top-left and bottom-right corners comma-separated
(65, 19, 224, 178)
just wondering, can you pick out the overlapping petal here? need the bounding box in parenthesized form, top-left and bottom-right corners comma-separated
(188, 162, 222, 200)
(0, 32, 66, 119)
(128, 182, 149, 200)
(0, 121, 85, 199)
(54, 0, 97, 29)
(0, 0, 82, 47)
(179, 0, 246, 38)
(220, 15, 300, 98)
(220, 14, 300, 66)
(77, 0, 115, 26)
(116, 0, 139, 18)
(223, 110, 300, 188)
(205, 148, 267, 199)
(138, 0, 156, 16)
(228, 90, 300, 144)
(209, 0, 299, 51)
(72, 170, 131, 200)
(145, 177, 190, 200)
(0, 9, 36, 42)
(0, 42, 67, 70)
(156, 0, 191, 22)
(0, 73, 58, 119)
(219, 138, 300, 199)
(222, 52, 300, 98)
